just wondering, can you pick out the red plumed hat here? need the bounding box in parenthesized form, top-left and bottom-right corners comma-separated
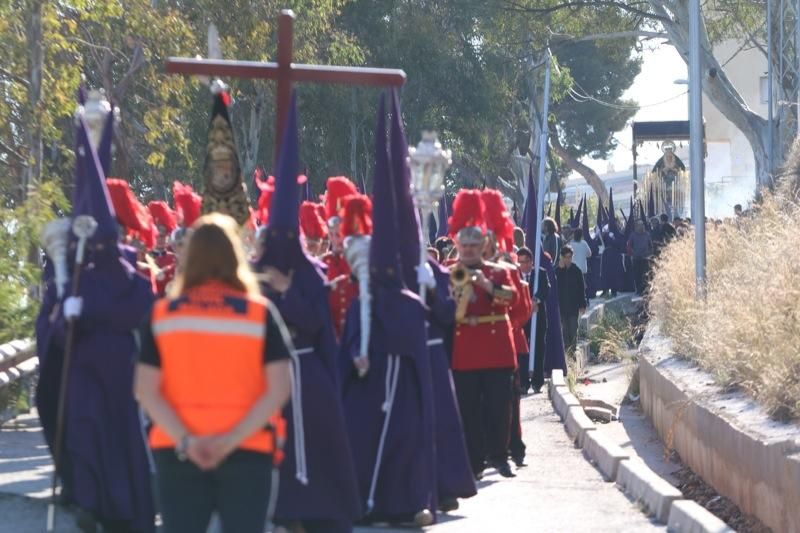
(299, 202, 328, 240)
(255, 174, 275, 226)
(448, 189, 486, 238)
(107, 178, 156, 249)
(340, 194, 373, 237)
(172, 181, 202, 228)
(147, 201, 177, 233)
(314, 203, 326, 223)
(481, 189, 515, 252)
(325, 176, 359, 221)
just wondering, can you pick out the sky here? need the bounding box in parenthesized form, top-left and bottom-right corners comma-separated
(582, 41, 688, 175)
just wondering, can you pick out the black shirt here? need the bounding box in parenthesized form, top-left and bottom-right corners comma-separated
(555, 263, 588, 316)
(138, 303, 291, 367)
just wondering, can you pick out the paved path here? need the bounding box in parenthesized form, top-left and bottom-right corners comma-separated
(2, 392, 662, 532)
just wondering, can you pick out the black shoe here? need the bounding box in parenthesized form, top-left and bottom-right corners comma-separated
(439, 498, 459, 513)
(511, 455, 527, 468)
(532, 386, 542, 394)
(491, 460, 516, 478)
(474, 469, 484, 481)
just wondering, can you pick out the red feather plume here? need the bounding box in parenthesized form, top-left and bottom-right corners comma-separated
(325, 176, 359, 220)
(147, 201, 177, 233)
(448, 189, 486, 237)
(481, 189, 515, 252)
(172, 181, 202, 228)
(340, 194, 373, 237)
(107, 178, 156, 249)
(299, 202, 328, 240)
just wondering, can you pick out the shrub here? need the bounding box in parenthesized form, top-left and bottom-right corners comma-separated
(648, 192, 800, 420)
(588, 310, 635, 362)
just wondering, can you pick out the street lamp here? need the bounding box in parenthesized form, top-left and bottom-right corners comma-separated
(408, 131, 452, 298)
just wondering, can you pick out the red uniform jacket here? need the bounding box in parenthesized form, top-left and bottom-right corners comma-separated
(151, 249, 176, 298)
(321, 251, 358, 339)
(451, 261, 518, 371)
(504, 265, 533, 357)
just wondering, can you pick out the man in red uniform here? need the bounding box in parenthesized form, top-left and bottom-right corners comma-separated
(481, 190, 534, 468)
(147, 201, 177, 297)
(320, 177, 359, 339)
(448, 190, 519, 480)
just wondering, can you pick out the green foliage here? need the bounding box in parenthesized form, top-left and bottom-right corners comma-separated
(0, 0, 644, 341)
(0, 181, 69, 344)
(588, 310, 635, 362)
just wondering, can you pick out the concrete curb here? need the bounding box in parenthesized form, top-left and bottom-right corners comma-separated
(616, 459, 683, 523)
(667, 500, 735, 533)
(548, 295, 695, 528)
(564, 405, 596, 448)
(581, 430, 629, 481)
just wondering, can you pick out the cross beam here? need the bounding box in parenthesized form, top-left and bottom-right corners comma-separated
(165, 9, 406, 162)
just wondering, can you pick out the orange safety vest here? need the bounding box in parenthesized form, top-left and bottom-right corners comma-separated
(148, 281, 284, 454)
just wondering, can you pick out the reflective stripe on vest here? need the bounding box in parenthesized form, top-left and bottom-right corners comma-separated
(148, 283, 280, 454)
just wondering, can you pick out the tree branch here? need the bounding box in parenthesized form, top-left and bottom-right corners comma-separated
(549, 123, 609, 205)
(498, 0, 670, 23)
(552, 30, 669, 43)
(0, 140, 28, 163)
(0, 67, 30, 87)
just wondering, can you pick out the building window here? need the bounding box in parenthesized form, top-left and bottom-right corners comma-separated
(760, 75, 769, 105)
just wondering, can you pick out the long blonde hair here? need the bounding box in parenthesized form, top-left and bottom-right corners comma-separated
(169, 213, 259, 298)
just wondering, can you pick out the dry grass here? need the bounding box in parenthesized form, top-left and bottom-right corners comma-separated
(648, 189, 800, 421)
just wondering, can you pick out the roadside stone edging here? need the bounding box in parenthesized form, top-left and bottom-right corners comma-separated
(616, 459, 683, 523)
(581, 430, 628, 481)
(639, 324, 800, 533)
(667, 500, 735, 533)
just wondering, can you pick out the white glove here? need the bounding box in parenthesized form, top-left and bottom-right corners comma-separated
(416, 263, 436, 292)
(63, 296, 83, 320)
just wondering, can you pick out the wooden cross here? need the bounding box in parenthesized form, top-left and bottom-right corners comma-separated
(165, 9, 406, 162)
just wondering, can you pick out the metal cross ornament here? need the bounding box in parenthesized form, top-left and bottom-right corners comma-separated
(165, 9, 406, 162)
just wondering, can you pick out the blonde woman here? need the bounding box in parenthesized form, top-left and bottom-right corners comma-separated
(135, 213, 291, 533)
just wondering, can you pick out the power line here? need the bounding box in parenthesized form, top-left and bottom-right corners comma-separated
(567, 81, 687, 110)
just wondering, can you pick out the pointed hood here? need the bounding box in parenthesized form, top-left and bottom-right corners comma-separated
(623, 196, 634, 236)
(523, 170, 538, 251)
(573, 195, 583, 229)
(639, 200, 650, 231)
(97, 106, 115, 177)
(72, 116, 119, 248)
(256, 91, 306, 273)
(648, 183, 656, 218)
(582, 193, 599, 255)
(596, 194, 606, 230)
(555, 191, 561, 231)
(388, 89, 422, 290)
(607, 187, 618, 232)
(568, 207, 574, 229)
(370, 94, 403, 289)
(428, 212, 438, 245)
(436, 194, 449, 238)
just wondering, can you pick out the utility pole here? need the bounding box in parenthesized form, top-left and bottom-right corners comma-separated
(689, 0, 706, 299)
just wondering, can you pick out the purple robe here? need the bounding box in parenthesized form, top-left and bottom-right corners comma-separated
(600, 229, 627, 292)
(339, 287, 436, 522)
(60, 250, 154, 532)
(264, 263, 362, 530)
(542, 254, 567, 376)
(426, 260, 477, 502)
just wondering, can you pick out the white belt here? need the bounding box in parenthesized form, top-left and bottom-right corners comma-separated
(427, 338, 444, 347)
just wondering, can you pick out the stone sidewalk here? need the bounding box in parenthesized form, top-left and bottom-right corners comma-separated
(2, 392, 663, 532)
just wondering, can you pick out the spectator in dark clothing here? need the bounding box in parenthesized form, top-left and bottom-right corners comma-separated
(660, 214, 677, 241)
(555, 245, 586, 358)
(627, 220, 653, 295)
